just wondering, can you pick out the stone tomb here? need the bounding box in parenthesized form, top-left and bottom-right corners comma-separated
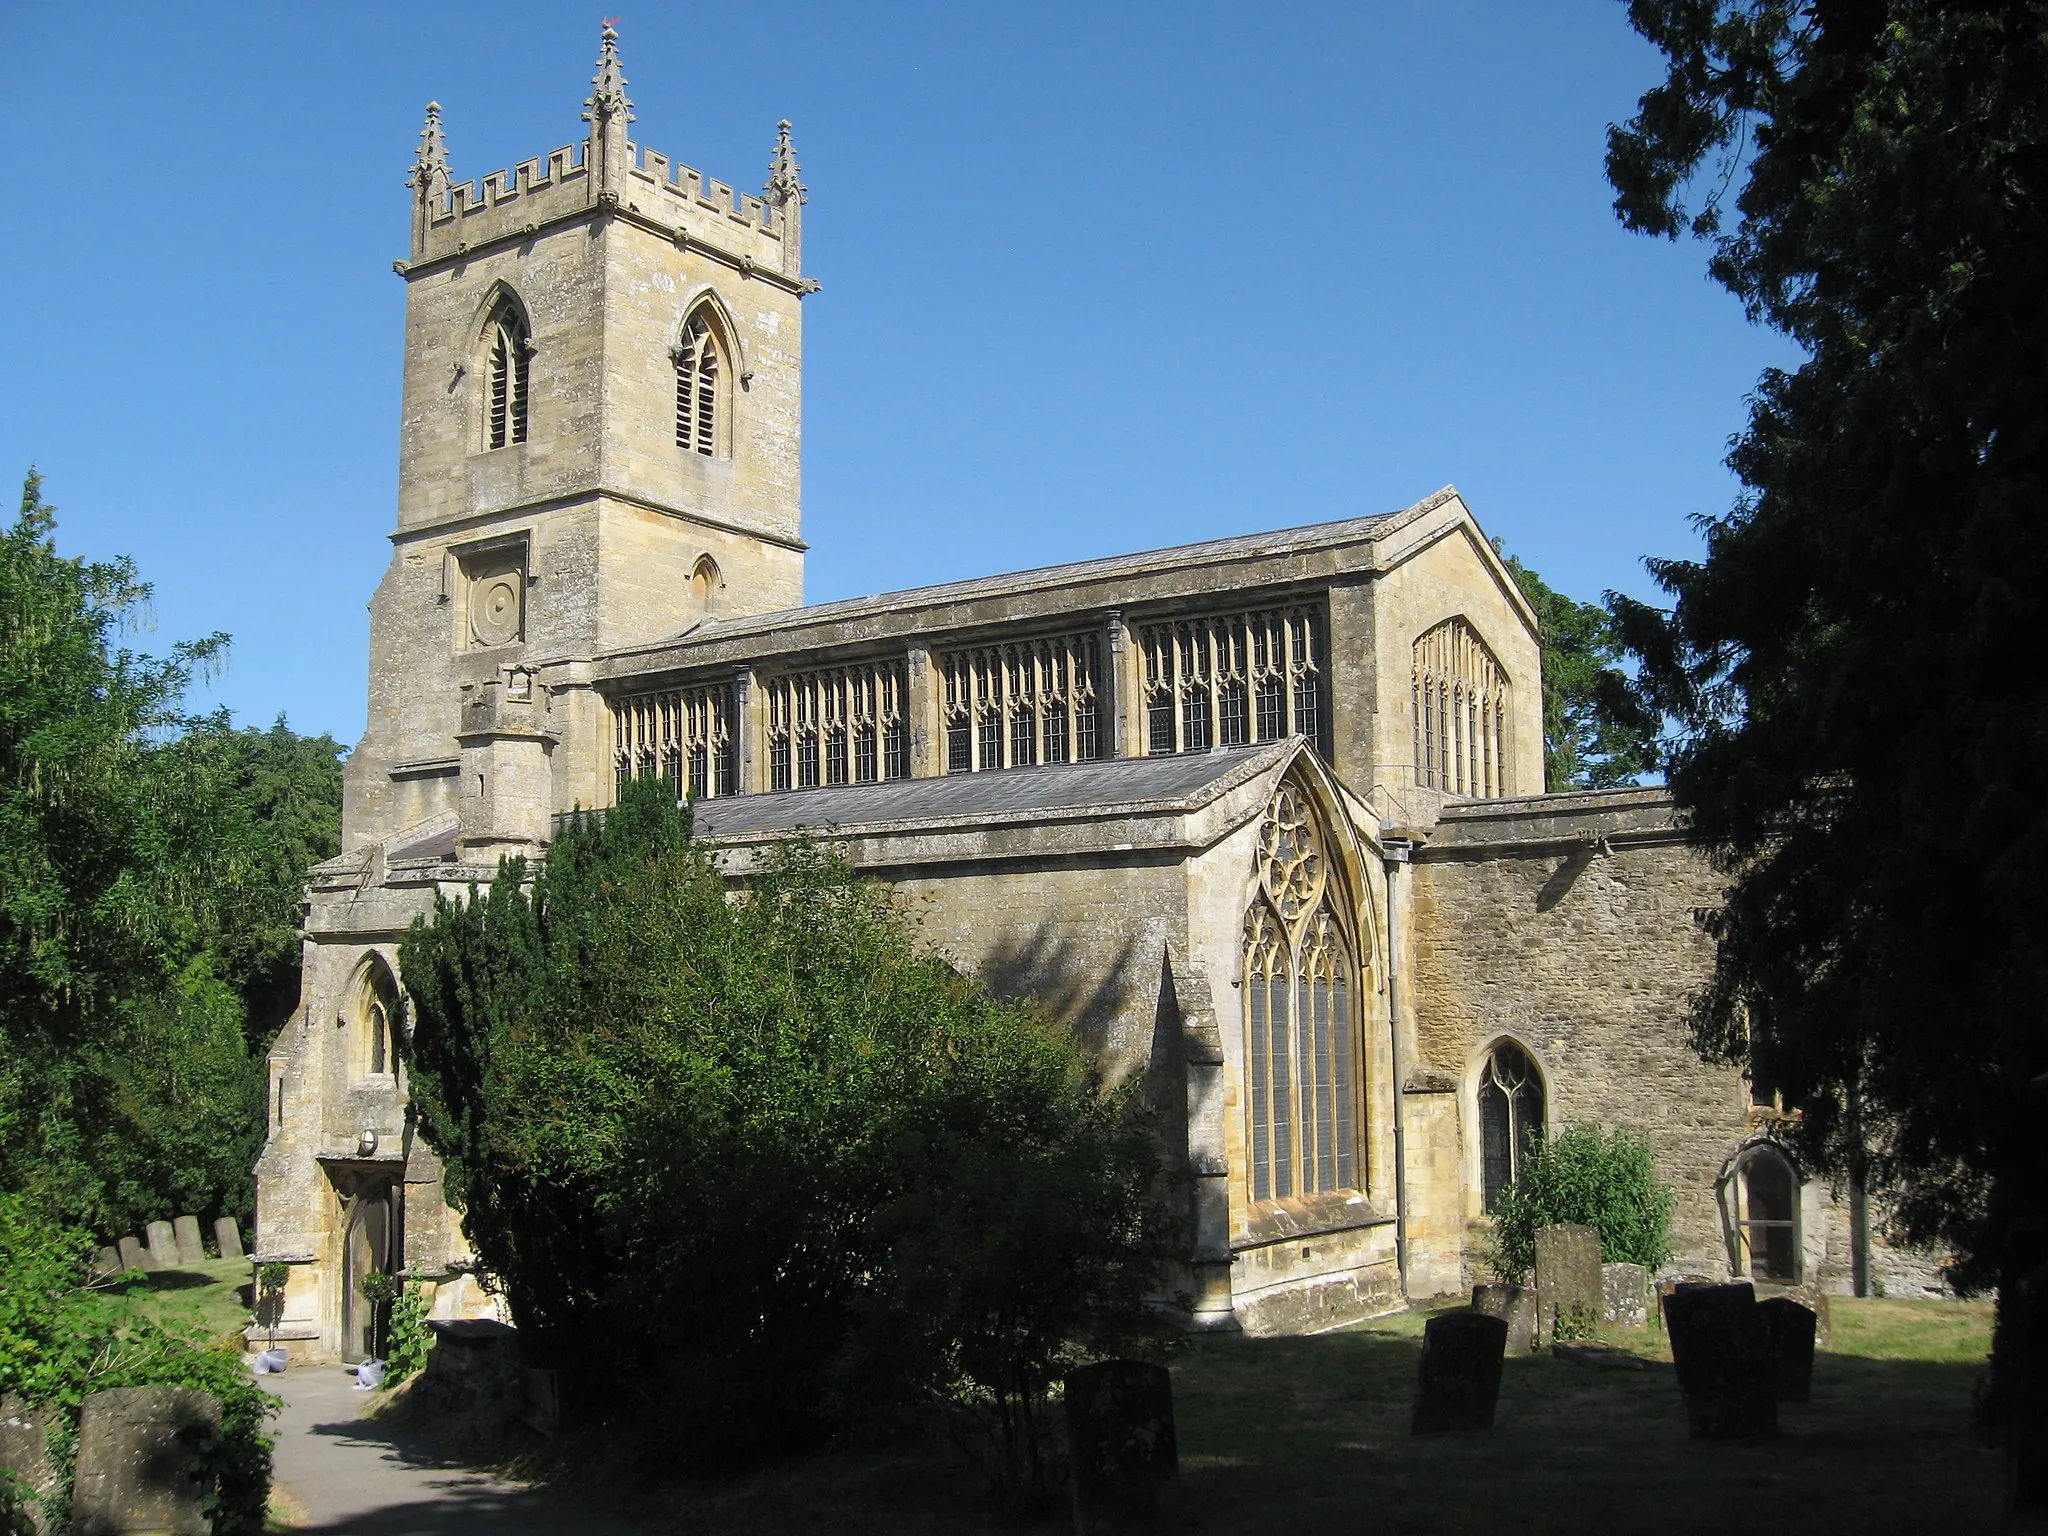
(1065, 1360, 1177, 1532)
(1534, 1224, 1603, 1345)
(70, 1386, 221, 1536)
(1602, 1262, 1649, 1329)
(170, 1216, 206, 1266)
(1412, 1311, 1508, 1433)
(1663, 1282, 1779, 1439)
(1471, 1283, 1537, 1356)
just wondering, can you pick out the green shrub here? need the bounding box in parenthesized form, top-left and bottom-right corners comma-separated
(382, 1282, 436, 1386)
(0, 1193, 273, 1534)
(399, 780, 1176, 1477)
(1488, 1123, 1675, 1286)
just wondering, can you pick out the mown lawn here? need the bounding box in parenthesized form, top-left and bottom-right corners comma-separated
(536, 1296, 1997, 1535)
(94, 1256, 253, 1346)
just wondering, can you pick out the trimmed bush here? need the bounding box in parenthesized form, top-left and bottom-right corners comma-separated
(1489, 1123, 1675, 1286)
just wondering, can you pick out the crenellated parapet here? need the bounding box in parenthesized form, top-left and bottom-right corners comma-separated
(400, 25, 808, 289)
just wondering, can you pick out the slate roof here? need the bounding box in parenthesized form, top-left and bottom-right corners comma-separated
(622, 488, 1461, 655)
(687, 741, 1294, 841)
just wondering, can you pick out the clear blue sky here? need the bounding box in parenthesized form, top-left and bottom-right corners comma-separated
(0, 3, 1789, 747)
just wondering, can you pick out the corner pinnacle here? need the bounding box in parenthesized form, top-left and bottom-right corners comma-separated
(765, 119, 806, 204)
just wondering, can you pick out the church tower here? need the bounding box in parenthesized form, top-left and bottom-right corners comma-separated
(344, 26, 813, 850)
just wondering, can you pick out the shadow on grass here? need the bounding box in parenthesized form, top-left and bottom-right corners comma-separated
(107, 1268, 218, 1293)
(1159, 1327, 2002, 1536)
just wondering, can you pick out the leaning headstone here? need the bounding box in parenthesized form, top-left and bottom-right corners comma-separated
(1757, 1296, 1817, 1403)
(1534, 1224, 1604, 1345)
(1471, 1283, 1537, 1356)
(1602, 1262, 1649, 1329)
(1664, 1282, 1779, 1439)
(2006, 1261, 2048, 1511)
(1065, 1360, 1177, 1534)
(142, 1221, 178, 1270)
(0, 1394, 59, 1534)
(115, 1236, 148, 1274)
(71, 1386, 220, 1536)
(1412, 1311, 1508, 1434)
(212, 1217, 244, 1262)
(171, 1216, 205, 1266)
(90, 1246, 122, 1279)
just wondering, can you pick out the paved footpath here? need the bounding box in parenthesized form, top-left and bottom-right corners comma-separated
(264, 1363, 643, 1534)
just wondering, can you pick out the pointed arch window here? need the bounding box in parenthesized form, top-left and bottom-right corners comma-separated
(675, 307, 725, 457)
(1243, 783, 1362, 1203)
(348, 959, 403, 1085)
(1478, 1041, 1544, 1210)
(1412, 618, 1510, 797)
(484, 301, 531, 450)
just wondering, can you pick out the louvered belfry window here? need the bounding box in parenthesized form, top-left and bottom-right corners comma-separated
(765, 662, 909, 793)
(675, 309, 721, 457)
(612, 683, 736, 801)
(1142, 606, 1321, 757)
(939, 633, 1103, 774)
(1411, 617, 1510, 797)
(1243, 783, 1361, 1204)
(485, 303, 530, 450)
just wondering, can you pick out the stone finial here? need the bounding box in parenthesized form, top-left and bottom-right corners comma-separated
(765, 119, 806, 205)
(584, 21, 635, 199)
(411, 100, 450, 190)
(764, 119, 806, 278)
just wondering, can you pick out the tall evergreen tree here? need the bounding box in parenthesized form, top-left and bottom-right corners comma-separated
(1502, 550, 1660, 790)
(1603, 2, 2048, 1292)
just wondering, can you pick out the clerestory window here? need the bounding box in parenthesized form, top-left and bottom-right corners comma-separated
(484, 302, 530, 450)
(675, 308, 724, 457)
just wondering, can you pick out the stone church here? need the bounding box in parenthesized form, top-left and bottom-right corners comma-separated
(252, 29, 1937, 1362)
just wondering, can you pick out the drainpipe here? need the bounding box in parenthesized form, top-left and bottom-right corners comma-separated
(1382, 836, 1414, 1298)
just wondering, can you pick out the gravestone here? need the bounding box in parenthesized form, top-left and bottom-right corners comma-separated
(1471, 1283, 1537, 1356)
(1065, 1360, 1177, 1533)
(1411, 1312, 1508, 1434)
(115, 1237, 148, 1274)
(1602, 1262, 1649, 1329)
(142, 1221, 178, 1271)
(212, 1217, 244, 1262)
(1, 1394, 59, 1534)
(1757, 1280, 1832, 1347)
(1757, 1296, 1817, 1403)
(1534, 1224, 1603, 1345)
(91, 1246, 122, 1279)
(71, 1386, 220, 1536)
(2007, 1261, 2048, 1511)
(1663, 1282, 1779, 1439)
(171, 1216, 205, 1266)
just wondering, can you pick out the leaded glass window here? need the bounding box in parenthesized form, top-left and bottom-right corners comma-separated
(1143, 606, 1322, 756)
(1478, 1042, 1544, 1210)
(765, 662, 910, 793)
(612, 683, 736, 801)
(939, 633, 1103, 773)
(1412, 617, 1510, 797)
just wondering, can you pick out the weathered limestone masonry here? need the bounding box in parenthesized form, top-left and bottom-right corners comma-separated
(257, 27, 1939, 1364)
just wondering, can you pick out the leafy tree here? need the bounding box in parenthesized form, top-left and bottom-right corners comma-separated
(1501, 549, 1660, 789)
(1602, 1, 2048, 1297)
(400, 779, 1175, 1478)
(0, 471, 341, 1233)
(1487, 1123, 1675, 1287)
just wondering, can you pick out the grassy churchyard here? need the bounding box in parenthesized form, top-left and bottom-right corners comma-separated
(474, 1296, 1993, 1535)
(94, 1268, 1998, 1532)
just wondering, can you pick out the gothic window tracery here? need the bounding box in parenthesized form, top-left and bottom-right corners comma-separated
(1412, 618, 1509, 797)
(484, 300, 530, 450)
(348, 958, 403, 1085)
(1477, 1041, 1544, 1210)
(940, 635, 1102, 774)
(1145, 607, 1321, 757)
(1243, 783, 1359, 1203)
(675, 306, 725, 457)
(613, 684, 737, 801)
(766, 662, 908, 792)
